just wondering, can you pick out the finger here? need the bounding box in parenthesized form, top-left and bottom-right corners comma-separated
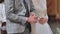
(40, 18, 44, 20)
(30, 13, 35, 16)
(34, 16, 38, 19)
(34, 19, 38, 23)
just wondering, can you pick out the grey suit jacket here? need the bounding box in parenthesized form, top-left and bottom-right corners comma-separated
(5, 0, 35, 33)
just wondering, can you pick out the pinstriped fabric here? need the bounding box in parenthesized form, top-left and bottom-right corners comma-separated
(5, 0, 35, 34)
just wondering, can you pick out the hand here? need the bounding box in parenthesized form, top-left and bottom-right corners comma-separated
(27, 12, 38, 23)
(39, 18, 48, 24)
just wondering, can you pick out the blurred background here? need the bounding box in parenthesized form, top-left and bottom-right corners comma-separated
(47, 0, 60, 34)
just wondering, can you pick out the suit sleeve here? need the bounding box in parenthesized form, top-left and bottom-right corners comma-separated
(5, 0, 27, 25)
(29, 0, 37, 12)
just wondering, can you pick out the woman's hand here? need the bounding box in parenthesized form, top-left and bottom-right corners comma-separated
(39, 18, 48, 24)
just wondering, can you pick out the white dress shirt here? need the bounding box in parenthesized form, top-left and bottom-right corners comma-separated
(0, 3, 6, 22)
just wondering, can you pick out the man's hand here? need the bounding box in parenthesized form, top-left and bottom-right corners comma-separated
(27, 12, 38, 23)
(39, 18, 48, 24)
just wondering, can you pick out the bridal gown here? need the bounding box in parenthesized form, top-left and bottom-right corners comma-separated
(31, 0, 53, 34)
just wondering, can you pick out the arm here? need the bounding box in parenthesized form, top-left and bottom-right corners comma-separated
(44, 13, 48, 22)
(45, 13, 48, 20)
(44, 10, 48, 22)
(39, 12, 48, 24)
(5, 0, 27, 25)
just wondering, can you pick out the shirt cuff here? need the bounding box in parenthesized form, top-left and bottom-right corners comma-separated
(26, 17, 28, 22)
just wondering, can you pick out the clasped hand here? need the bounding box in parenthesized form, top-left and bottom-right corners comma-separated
(27, 12, 48, 24)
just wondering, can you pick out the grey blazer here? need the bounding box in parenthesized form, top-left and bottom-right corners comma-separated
(5, 0, 35, 33)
